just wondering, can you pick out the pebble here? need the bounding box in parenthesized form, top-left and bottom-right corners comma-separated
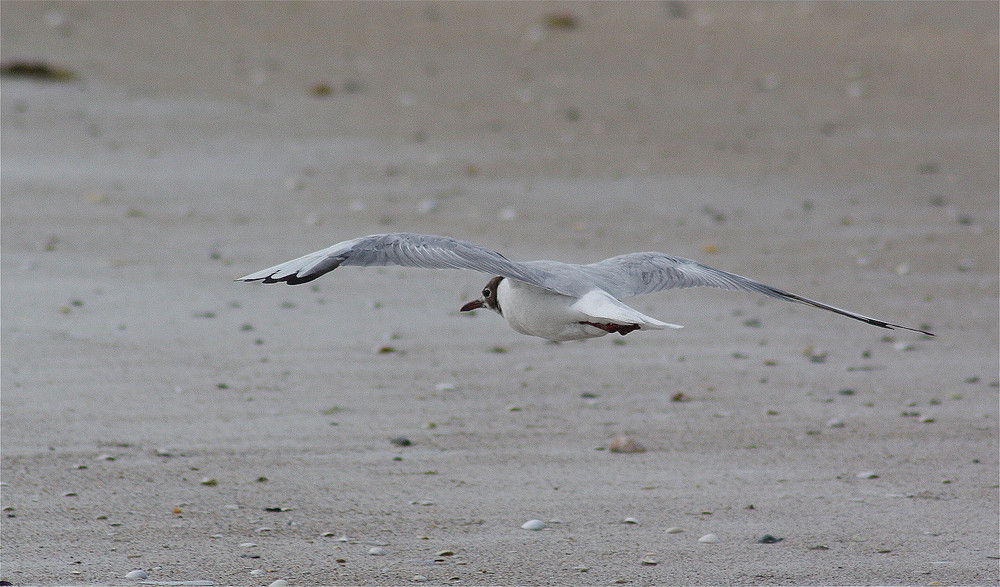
(698, 534, 720, 543)
(665, 527, 686, 534)
(434, 382, 457, 392)
(758, 534, 783, 543)
(521, 519, 546, 531)
(240, 542, 257, 548)
(608, 435, 646, 453)
(826, 418, 845, 428)
(640, 554, 658, 565)
(249, 570, 265, 576)
(622, 517, 640, 525)
(269, 581, 289, 587)
(412, 576, 428, 583)
(856, 471, 879, 479)
(436, 550, 455, 556)
(199, 477, 218, 486)
(368, 546, 388, 556)
(125, 569, 148, 580)
(389, 436, 412, 447)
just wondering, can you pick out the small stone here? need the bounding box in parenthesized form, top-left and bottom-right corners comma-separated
(412, 576, 428, 583)
(698, 533, 720, 543)
(573, 566, 590, 572)
(608, 435, 646, 453)
(240, 542, 257, 548)
(417, 199, 439, 214)
(521, 519, 546, 531)
(389, 436, 412, 447)
(125, 569, 148, 580)
(269, 581, 290, 587)
(622, 517, 640, 525)
(918, 415, 935, 423)
(436, 550, 454, 556)
(434, 382, 457, 392)
(758, 534, 783, 544)
(640, 554, 658, 565)
(665, 527, 686, 534)
(826, 418, 845, 428)
(368, 546, 388, 556)
(856, 471, 879, 479)
(199, 477, 218, 486)
(543, 12, 579, 30)
(801, 345, 827, 362)
(250, 569, 265, 576)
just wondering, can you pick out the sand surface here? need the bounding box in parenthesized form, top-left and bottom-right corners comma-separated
(2, 2, 998, 585)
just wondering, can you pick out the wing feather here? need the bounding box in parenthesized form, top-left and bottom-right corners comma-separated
(237, 233, 562, 290)
(579, 252, 933, 336)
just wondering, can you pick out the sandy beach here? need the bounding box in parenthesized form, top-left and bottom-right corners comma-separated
(2, 2, 997, 585)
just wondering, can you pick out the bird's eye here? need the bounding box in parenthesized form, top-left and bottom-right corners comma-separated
(482, 288, 491, 298)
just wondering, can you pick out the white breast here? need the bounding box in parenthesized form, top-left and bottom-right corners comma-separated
(496, 279, 609, 341)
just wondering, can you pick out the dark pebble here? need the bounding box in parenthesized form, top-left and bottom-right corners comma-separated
(390, 436, 412, 447)
(758, 534, 783, 544)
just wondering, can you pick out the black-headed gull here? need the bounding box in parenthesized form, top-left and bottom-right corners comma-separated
(237, 232, 933, 341)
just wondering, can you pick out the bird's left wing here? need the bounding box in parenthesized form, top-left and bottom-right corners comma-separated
(578, 252, 934, 336)
(237, 232, 559, 289)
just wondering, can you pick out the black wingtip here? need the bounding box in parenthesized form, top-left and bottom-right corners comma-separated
(890, 324, 935, 337)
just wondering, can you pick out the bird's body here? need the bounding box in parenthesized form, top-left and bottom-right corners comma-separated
(237, 232, 933, 341)
(491, 278, 677, 341)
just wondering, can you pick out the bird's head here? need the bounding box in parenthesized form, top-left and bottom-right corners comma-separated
(460, 276, 503, 316)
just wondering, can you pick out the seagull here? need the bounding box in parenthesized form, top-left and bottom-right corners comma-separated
(237, 232, 933, 342)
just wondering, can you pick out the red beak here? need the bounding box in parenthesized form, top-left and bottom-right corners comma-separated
(460, 299, 484, 312)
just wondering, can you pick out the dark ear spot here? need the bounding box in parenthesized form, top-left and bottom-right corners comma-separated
(486, 276, 504, 312)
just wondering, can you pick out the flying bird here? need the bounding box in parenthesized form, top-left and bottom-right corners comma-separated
(237, 232, 933, 342)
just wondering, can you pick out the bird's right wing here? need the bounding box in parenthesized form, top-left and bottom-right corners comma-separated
(237, 232, 561, 289)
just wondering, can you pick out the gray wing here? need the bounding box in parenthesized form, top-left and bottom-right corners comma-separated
(237, 232, 563, 290)
(579, 252, 934, 336)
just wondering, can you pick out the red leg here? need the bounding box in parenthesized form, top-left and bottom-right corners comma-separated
(580, 321, 640, 336)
